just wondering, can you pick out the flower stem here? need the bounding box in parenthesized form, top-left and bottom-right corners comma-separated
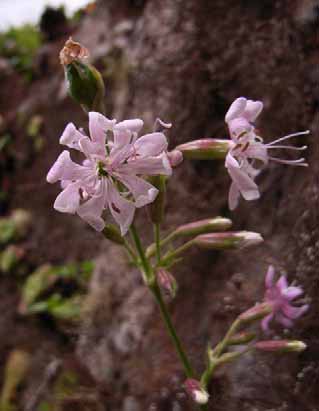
(129, 223, 195, 379)
(154, 223, 161, 264)
(130, 224, 152, 279)
(150, 282, 195, 378)
(123, 238, 138, 264)
(160, 239, 195, 266)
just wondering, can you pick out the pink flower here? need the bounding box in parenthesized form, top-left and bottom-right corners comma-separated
(261, 265, 309, 332)
(225, 97, 309, 210)
(47, 112, 172, 235)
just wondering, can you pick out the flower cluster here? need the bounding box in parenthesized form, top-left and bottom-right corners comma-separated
(224, 97, 309, 210)
(47, 113, 172, 235)
(262, 265, 309, 332)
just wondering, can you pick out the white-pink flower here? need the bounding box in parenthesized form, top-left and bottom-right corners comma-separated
(261, 265, 309, 333)
(47, 112, 172, 235)
(225, 97, 309, 210)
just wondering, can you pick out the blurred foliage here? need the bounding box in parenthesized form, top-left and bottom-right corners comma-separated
(0, 25, 42, 81)
(0, 350, 31, 411)
(19, 261, 94, 322)
(27, 115, 45, 152)
(0, 245, 24, 274)
(0, 209, 32, 245)
(0, 134, 11, 152)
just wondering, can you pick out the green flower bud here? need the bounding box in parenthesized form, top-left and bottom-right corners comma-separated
(102, 224, 125, 245)
(174, 217, 232, 238)
(194, 231, 263, 250)
(60, 38, 105, 112)
(238, 302, 273, 324)
(254, 340, 307, 353)
(176, 139, 234, 160)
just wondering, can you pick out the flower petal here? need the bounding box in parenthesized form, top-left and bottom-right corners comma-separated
(225, 153, 260, 201)
(261, 314, 273, 333)
(113, 128, 132, 149)
(265, 265, 275, 288)
(89, 112, 116, 145)
(115, 119, 144, 133)
(47, 151, 91, 183)
(134, 132, 168, 157)
(276, 313, 294, 328)
(245, 142, 268, 165)
(77, 182, 106, 231)
(119, 174, 158, 207)
(107, 181, 135, 235)
(59, 123, 86, 150)
(225, 97, 247, 123)
(228, 182, 240, 211)
(228, 118, 252, 140)
(53, 182, 81, 213)
(79, 136, 105, 157)
(282, 303, 309, 320)
(121, 153, 172, 176)
(282, 286, 304, 300)
(243, 100, 263, 122)
(276, 275, 288, 292)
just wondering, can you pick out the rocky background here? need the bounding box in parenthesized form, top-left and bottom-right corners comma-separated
(0, 0, 318, 410)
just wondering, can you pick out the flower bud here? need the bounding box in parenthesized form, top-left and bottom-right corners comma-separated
(228, 331, 256, 345)
(238, 302, 273, 324)
(60, 38, 105, 112)
(102, 224, 125, 245)
(156, 268, 178, 298)
(148, 175, 166, 224)
(254, 340, 307, 353)
(167, 150, 183, 167)
(175, 217, 232, 238)
(194, 231, 263, 250)
(176, 139, 234, 160)
(184, 379, 209, 405)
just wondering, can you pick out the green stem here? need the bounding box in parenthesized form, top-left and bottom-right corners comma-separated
(129, 224, 195, 379)
(160, 239, 195, 266)
(212, 318, 240, 358)
(123, 238, 138, 264)
(130, 224, 152, 279)
(146, 231, 176, 258)
(154, 223, 161, 264)
(150, 282, 195, 378)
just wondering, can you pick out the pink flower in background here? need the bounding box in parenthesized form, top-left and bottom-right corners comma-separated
(225, 97, 309, 210)
(47, 112, 172, 235)
(261, 265, 309, 332)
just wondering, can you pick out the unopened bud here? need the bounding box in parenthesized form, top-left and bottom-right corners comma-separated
(175, 217, 232, 238)
(238, 302, 273, 324)
(254, 340, 307, 353)
(194, 231, 263, 250)
(228, 331, 256, 345)
(102, 224, 125, 245)
(60, 38, 105, 112)
(156, 268, 178, 298)
(148, 175, 166, 224)
(59, 37, 89, 66)
(184, 379, 209, 405)
(176, 139, 234, 160)
(167, 150, 183, 167)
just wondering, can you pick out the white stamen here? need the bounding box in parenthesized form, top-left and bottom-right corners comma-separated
(269, 156, 308, 166)
(267, 145, 308, 151)
(267, 130, 310, 146)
